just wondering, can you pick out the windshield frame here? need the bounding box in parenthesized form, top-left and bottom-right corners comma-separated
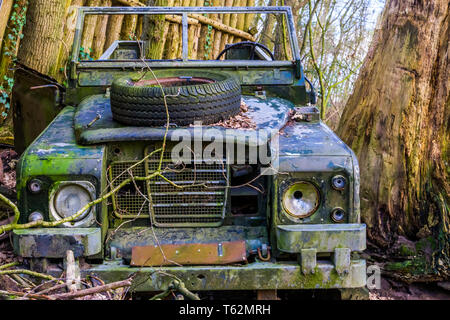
(71, 6, 301, 71)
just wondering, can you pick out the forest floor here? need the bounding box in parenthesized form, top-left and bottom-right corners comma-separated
(0, 146, 449, 300)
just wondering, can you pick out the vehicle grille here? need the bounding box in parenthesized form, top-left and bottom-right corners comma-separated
(109, 148, 228, 227)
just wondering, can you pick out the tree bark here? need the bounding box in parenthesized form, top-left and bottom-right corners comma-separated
(104, 13, 124, 51)
(227, 0, 240, 44)
(80, 0, 101, 57)
(120, 13, 138, 40)
(197, 0, 211, 60)
(260, 0, 277, 51)
(0, 0, 14, 54)
(211, 0, 225, 60)
(337, 0, 449, 277)
(55, 0, 85, 82)
(92, 0, 112, 60)
(143, 0, 169, 59)
(16, 0, 67, 78)
(219, 0, 233, 54)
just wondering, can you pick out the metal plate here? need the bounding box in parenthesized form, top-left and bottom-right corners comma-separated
(130, 240, 247, 266)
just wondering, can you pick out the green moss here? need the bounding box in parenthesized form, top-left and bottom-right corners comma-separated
(398, 244, 415, 256)
(385, 256, 429, 275)
(386, 260, 413, 272)
(415, 236, 436, 253)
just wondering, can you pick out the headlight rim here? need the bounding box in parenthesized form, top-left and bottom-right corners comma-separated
(281, 180, 321, 220)
(48, 180, 96, 228)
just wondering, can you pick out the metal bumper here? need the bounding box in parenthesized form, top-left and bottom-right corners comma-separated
(276, 224, 366, 275)
(70, 259, 367, 291)
(12, 228, 101, 258)
(276, 223, 366, 253)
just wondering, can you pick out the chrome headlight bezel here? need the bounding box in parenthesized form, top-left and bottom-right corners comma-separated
(49, 181, 96, 227)
(281, 180, 321, 220)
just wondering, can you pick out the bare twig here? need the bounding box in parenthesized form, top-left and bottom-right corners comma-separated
(47, 279, 132, 300)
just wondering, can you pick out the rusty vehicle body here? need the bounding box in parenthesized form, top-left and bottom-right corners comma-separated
(12, 6, 366, 296)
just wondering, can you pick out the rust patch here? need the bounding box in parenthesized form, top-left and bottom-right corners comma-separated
(133, 77, 215, 87)
(130, 241, 247, 266)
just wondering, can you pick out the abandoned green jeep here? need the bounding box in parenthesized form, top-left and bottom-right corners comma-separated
(11, 6, 366, 297)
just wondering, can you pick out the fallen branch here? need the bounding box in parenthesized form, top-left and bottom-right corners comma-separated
(47, 279, 132, 300)
(115, 0, 255, 40)
(0, 261, 19, 270)
(0, 269, 62, 282)
(0, 290, 54, 300)
(170, 280, 200, 300)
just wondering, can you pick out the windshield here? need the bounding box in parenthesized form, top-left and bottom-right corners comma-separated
(74, 7, 300, 63)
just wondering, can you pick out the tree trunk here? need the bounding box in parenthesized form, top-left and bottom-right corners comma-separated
(55, 0, 85, 82)
(260, 0, 277, 51)
(189, 0, 201, 59)
(197, 0, 211, 60)
(104, 14, 124, 51)
(143, 0, 168, 59)
(211, 0, 225, 60)
(92, 0, 111, 60)
(0, 0, 27, 129)
(16, 0, 67, 78)
(80, 0, 101, 57)
(120, 13, 138, 40)
(227, 0, 240, 44)
(337, 0, 449, 277)
(163, 0, 180, 59)
(219, 0, 233, 54)
(0, 0, 14, 54)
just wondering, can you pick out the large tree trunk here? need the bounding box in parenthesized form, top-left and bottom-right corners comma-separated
(337, 0, 449, 277)
(143, 0, 168, 59)
(16, 0, 67, 78)
(0, 0, 14, 54)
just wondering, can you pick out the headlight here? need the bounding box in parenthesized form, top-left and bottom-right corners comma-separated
(282, 181, 320, 218)
(49, 181, 96, 227)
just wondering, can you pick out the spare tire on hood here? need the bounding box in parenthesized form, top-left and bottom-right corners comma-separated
(110, 70, 242, 126)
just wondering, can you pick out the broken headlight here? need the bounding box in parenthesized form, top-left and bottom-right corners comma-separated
(282, 181, 320, 219)
(49, 181, 96, 227)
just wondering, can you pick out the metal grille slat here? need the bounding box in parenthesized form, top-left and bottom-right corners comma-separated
(109, 147, 228, 226)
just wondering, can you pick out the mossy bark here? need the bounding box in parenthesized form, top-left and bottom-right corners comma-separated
(16, 0, 67, 78)
(188, 0, 201, 59)
(0, 0, 27, 129)
(260, 0, 277, 51)
(163, 0, 180, 59)
(143, 0, 169, 59)
(55, 0, 85, 82)
(120, 13, 138, 40)
(337, 0, 449, 278)
(197, 0, 211, 60)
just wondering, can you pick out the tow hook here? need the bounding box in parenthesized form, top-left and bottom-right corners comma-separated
(257, 244, 271, 261)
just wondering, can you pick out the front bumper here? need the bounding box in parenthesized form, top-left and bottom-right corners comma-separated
(13, 224, 367, 291)
(43, 259, 366, 291)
